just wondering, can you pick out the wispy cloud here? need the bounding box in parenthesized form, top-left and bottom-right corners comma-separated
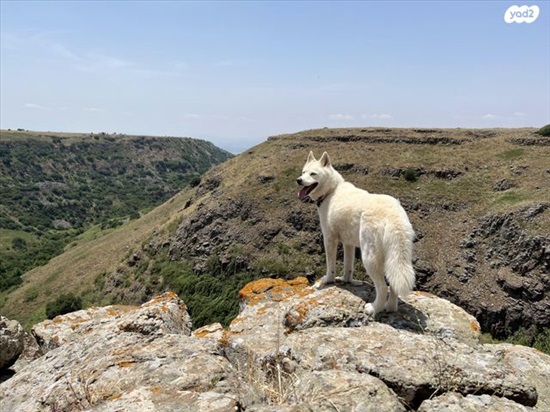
(513, 112, 527, 117)
(24, 103, 50, 110)
(369, 113, 393, 120)
(83, 107, 105, 113)
(328, 113, 355, 120)
(184, 113, 255, 123)
(482, 113, 500, 120)
(74, 52, 134, 73)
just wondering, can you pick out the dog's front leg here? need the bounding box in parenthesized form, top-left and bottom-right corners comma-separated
(342, 244, 355, 282)
(318, 236, 337, 287)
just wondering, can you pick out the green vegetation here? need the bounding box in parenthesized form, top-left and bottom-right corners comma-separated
(497, 148, 524, 160)
(45, 293, 83, 319)
(149, 260, 255, 327)
(0, 130, 231, 293)
(403, 168, 420, 182)
(536, 124, 550, 137)
(492, 191, 527, 206)
(481, 326, 550, 355)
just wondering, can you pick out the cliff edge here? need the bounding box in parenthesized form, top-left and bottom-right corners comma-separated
(1, 278, 549, 411)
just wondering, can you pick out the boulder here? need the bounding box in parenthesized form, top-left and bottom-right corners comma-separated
(2, 280, 550, 411)
(0, 316, 24, 370)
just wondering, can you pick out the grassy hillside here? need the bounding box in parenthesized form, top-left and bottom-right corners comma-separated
(0, 129, 232, 292)
(2, 128, 549, 349)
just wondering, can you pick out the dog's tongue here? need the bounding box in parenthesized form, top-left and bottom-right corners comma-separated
(298, 187, 309, 201)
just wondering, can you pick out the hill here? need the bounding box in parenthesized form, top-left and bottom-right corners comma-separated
(1, 127, 549, 348)
(0, 130, 232, 293)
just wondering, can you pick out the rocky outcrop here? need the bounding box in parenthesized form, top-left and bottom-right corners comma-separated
(451, 204, 550, 338)
(2, 279, 548, 411)
(0, 316, 24, 370)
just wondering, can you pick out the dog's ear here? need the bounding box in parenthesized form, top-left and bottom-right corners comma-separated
(319, 152, 331, 168)
(307, 151, 316, 163)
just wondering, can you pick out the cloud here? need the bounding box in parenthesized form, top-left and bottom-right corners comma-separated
(369, 113, 393, 120)
(482, 113, 500, 120)
(328, 113, 355, 120)
(513, 112, 527, 117)
(74, 52, 134, 73)
(51, 42, 80, 61)
(24, 103, 49, 110)
(83, 107, 105, 113)
(184, 113, 201, 119)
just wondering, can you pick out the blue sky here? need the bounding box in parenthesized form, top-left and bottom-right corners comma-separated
(1, 1, 549, 152)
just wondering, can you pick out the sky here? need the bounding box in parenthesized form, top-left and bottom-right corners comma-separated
(1, 1, 549, 153)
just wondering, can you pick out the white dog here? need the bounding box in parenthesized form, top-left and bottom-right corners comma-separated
(297, 151, 415, 316)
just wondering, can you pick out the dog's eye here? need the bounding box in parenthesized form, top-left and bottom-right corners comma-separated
(310, 172, 317, 176)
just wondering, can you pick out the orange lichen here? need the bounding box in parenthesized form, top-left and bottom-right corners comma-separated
(230, 316, 244, 324)
(238, 277, 311, 306)
(117, 360, 135, 368)
(218, 329, 232, 347)
(143, 291, 180, 307)
(193, 329, 211, 338)
(108, 393, 122, 401)
(284, 297, 319, 333)
(150, 386, 163, 395)
(470, 320, 480, 332)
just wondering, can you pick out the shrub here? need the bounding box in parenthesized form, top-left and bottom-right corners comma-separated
(403, 168, 419, 182)
(534, 328, 550, 354)
(536, 124, 550, 137)
(46, 293, 83, 319)
(12, 237, 27, 250)
(189, 175, 201, 188)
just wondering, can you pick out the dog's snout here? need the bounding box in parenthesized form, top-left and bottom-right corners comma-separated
(296, 177, 303, 185)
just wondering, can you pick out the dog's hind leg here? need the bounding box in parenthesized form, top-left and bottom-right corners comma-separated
(361, 233, 387, 317)
(342, 244, 355, 282)
(385, 288, 399, 312)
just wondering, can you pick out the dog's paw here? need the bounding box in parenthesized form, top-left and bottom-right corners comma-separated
(314, 275, 335, 288)
(365, 303, 378, 317)
(337, 276, 361, 286)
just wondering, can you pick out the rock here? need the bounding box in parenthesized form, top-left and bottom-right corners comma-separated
(0, 316, 24, 370)
(493, 178, 516, 192)
(431, 168, 462, 180)
(1, 279, 549, 411)
(0, 292, 240, 412)
(258, 174, 275, 184)
(454, 204, 550, 339)
(10, 331, 43, 374)
(486, 343, 550, 412)
(224, 278, 539, 410)
(418, 392, 532, 412)
(32, 291, 192, 353)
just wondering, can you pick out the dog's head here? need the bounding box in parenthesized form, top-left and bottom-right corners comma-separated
(296, 151, 334, 203)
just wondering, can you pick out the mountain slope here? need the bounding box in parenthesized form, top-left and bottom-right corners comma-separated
(0, 129, 232, 292)
(2, 127, 549, 343)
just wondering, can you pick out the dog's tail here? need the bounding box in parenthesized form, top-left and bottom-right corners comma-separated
(383, 219, 415, 297)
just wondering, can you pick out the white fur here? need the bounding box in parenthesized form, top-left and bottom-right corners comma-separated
(297, 151, 415, 316)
